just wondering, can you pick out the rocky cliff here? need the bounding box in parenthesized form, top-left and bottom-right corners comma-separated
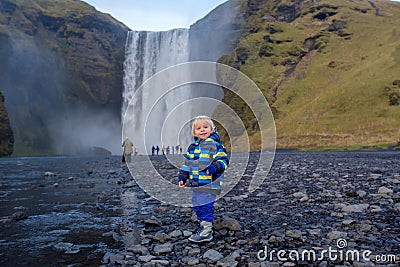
(189, 0, 242, 61)
(0, 0, 129, 155)
(0, 91, 13, 156)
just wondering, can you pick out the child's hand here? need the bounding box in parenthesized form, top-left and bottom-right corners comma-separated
(206, 163, 218, 174)
(178, 181, 186, 187)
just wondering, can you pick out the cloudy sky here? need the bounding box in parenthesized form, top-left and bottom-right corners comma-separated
(81, 0, 228, 31)
(81, 0, 400, 31)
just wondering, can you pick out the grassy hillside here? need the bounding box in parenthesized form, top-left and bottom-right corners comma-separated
(219, 0, 400, 150)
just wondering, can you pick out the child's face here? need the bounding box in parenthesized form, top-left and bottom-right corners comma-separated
(193, 119, 214, 140)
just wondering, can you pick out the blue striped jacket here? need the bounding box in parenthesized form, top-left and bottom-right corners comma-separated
(178, 130, 229, 192)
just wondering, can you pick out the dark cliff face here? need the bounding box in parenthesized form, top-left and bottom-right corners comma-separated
(0, 91, 14, 156)
(189, 0, 242, 61)
(0, 0, 129, 155)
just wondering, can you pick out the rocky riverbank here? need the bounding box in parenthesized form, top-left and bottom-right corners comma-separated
(1, 152, 399, 266)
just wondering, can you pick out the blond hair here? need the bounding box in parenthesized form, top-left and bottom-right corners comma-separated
(192, 115, 215, 135)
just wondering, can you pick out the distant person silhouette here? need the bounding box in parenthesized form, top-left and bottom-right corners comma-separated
(122, 137, 134, 163)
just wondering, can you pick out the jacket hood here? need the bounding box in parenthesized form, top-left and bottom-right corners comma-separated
(194, 128, 222, 143)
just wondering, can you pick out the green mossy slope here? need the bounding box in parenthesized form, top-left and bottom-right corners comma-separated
(219, 0, 400, 150)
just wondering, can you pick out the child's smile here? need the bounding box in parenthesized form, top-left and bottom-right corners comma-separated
(194, 119, 213, 140)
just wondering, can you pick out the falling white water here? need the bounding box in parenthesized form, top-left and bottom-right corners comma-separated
(122, 29, 195, 154)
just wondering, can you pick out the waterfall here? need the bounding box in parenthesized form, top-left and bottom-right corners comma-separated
(122, 29, 193, 154)
(122, 29, 189, 114)
(122, 1, 239, 155)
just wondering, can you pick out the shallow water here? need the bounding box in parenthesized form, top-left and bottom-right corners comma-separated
(0, 156, 125, 266)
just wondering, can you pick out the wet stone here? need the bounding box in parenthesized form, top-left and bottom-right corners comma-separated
(327, 230, 347, 240)
(214, 217, 242, 231)
(153, 242, 174, 255)
(187, 257, 200, 265)
(53, 242, 74, 253)
(341, 204, 369, 213)
(138, 255, 156, 262)
(378, 186, 393, 194)
(203, 249, 224, 263)
(149, 259, 170, 266)
(153, 231, 170, 243)
(188, 247, 201, 256)
(182, 230, 192, 237)
(127, 244, 149, 255)
(11, 211, 28, 221)
(285, 229, 302, 239)
(144, 216, 163, 226)
(169, 229, 182, 238)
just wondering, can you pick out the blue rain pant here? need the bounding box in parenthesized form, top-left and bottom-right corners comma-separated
(192, 191, 216, 222)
